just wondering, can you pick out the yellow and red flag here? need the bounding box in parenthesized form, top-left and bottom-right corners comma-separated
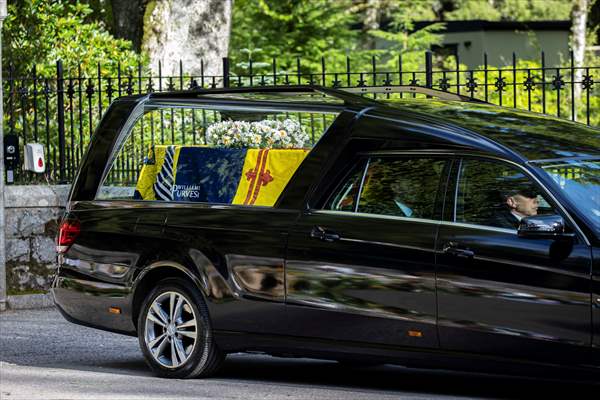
(135, 145, 308, 206)
(232, 149, 309, 206)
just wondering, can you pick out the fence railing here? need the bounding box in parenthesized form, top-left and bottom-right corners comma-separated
(3, 50, 599, 184)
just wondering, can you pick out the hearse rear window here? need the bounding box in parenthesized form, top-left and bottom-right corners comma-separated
(96, 103, 340, 206)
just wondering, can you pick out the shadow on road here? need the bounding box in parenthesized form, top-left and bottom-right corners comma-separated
(217, 355, 597, 398)
(1, 309, 597, 399)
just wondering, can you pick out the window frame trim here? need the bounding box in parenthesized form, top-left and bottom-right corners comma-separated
(313, 209, 517, 235)
(449, 154, 590, 246)
(353, 158, 371, 212)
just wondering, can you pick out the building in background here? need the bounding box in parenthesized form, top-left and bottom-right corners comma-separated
(424, 20, 571, 68)
(376, 20, 571, 68)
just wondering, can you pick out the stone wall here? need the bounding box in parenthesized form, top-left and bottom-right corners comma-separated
(4, 185, 70, 292)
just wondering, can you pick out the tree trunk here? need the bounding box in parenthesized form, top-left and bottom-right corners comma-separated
(571, 0, 588, 109)
(142, 0, 232, 78)
(362, 0, 381, 50)
(110, 0, 146, 52)
(590, 0, 600, 47)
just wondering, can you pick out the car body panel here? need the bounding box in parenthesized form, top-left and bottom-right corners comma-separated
(436, 223, 592, 366)
(163, 203, 298, 335)
(285, 211, 439, 348)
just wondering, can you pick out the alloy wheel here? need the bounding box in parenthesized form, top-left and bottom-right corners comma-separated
(144, 291, 198, 369)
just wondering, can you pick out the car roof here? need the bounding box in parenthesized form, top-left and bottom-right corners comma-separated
(377, 98, 600, 162)
(136, 85, 600, 162)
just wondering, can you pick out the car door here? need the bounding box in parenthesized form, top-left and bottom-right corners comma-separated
(285, 154, 449, 348)
(436, 156, 592, 366)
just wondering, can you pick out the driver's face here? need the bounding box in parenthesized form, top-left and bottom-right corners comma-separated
(507, 194, 539, 217)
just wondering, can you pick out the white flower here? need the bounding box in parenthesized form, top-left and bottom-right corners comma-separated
(206, 118, 308, 149)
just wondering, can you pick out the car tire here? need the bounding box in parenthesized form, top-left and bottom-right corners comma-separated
(137, 277, 225, 379)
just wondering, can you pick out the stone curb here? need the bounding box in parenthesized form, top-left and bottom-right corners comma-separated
(6, 292, 55, 310)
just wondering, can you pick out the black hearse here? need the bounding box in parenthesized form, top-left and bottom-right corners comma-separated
(53, 85, 600, 379)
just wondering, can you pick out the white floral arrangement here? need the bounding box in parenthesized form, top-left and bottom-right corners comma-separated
(206, 119, 309, 148)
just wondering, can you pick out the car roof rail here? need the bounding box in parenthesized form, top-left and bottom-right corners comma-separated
(339, 85, 486, 103)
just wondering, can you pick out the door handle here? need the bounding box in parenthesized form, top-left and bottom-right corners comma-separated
(443, 242, 475, 258)
(310, 226, 340, 242)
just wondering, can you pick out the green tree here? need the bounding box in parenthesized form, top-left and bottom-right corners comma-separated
(2, 0, 142, 77)
(368, 0, 445, 70)
(230, 0, 445, 81)
(2, 0, 146, 184)
(444, 0, 571, 21)
(230, 0, 359, 77)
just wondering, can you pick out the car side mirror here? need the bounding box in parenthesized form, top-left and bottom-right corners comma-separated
(517, 214, 575, 240)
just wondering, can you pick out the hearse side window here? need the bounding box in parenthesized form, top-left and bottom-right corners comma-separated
(356, 157, 445, 220)
(456, 159, 556, 230)
(95, 104, 340, 206)
(324, 161, 368, 212)
(325, 157, 445, 220)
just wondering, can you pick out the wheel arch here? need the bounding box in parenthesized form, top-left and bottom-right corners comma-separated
(131, 261, 208, 331)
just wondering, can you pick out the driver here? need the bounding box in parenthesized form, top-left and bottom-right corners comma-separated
(489, 187, 539, 229)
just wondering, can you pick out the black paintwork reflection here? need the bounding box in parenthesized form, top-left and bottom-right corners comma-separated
(165, 204, 297, 335)
(62, 244, 138, 282)
(287, 261, 435, 323)
(53, 277, 134, 333)
(383, 99, 600, 161)
(227, 255, 285, 300)
(55, 202, 298, 337)
(592, 247, 600, 364)
(436, 224, 592, 366)
(189, 249, 233, 301)
(286, 212, 439, 348)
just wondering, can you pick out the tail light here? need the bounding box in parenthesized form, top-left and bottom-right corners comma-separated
(56, 217, 80, 254)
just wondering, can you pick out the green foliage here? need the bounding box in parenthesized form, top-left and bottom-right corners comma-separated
(2, 0, 147, 183)
(432, 59, 600, 126)
(368, 0, 445, 70)
(230, 0, 445, 79)
(444, 0, 501, 20)
(383, 0, 439, 29)
(2, 0, 143, 77)
(230, 0, 359, 76)
(445, 0, 571, 21)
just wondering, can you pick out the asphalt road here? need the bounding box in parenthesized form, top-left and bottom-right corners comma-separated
(0, 308, 596, 400)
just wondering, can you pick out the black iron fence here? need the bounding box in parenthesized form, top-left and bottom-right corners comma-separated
(3, 50, 599, 184)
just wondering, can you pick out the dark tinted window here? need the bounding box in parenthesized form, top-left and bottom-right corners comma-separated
(356, 157, 445, 219)
(324, 163, 366, 212)
(456, 159, 555, 230)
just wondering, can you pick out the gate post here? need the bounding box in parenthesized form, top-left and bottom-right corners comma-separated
(0, 0, 8, 311)
(222, 57, 230, 88)
(56, 60, 66, 183)
(425, 51, 433, 88)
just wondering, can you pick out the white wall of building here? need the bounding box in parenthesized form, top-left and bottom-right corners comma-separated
(441, 30, 570, 68)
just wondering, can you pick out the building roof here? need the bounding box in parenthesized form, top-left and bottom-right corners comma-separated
(412, 20, 571, 33)
(352, 19, 572, 33)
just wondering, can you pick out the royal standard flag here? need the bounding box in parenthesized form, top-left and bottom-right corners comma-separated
(134, 145, 179, 201)
(135, 146, 307, 206)
(232, 149, 309, 206)
(172, 147, 246, 203)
